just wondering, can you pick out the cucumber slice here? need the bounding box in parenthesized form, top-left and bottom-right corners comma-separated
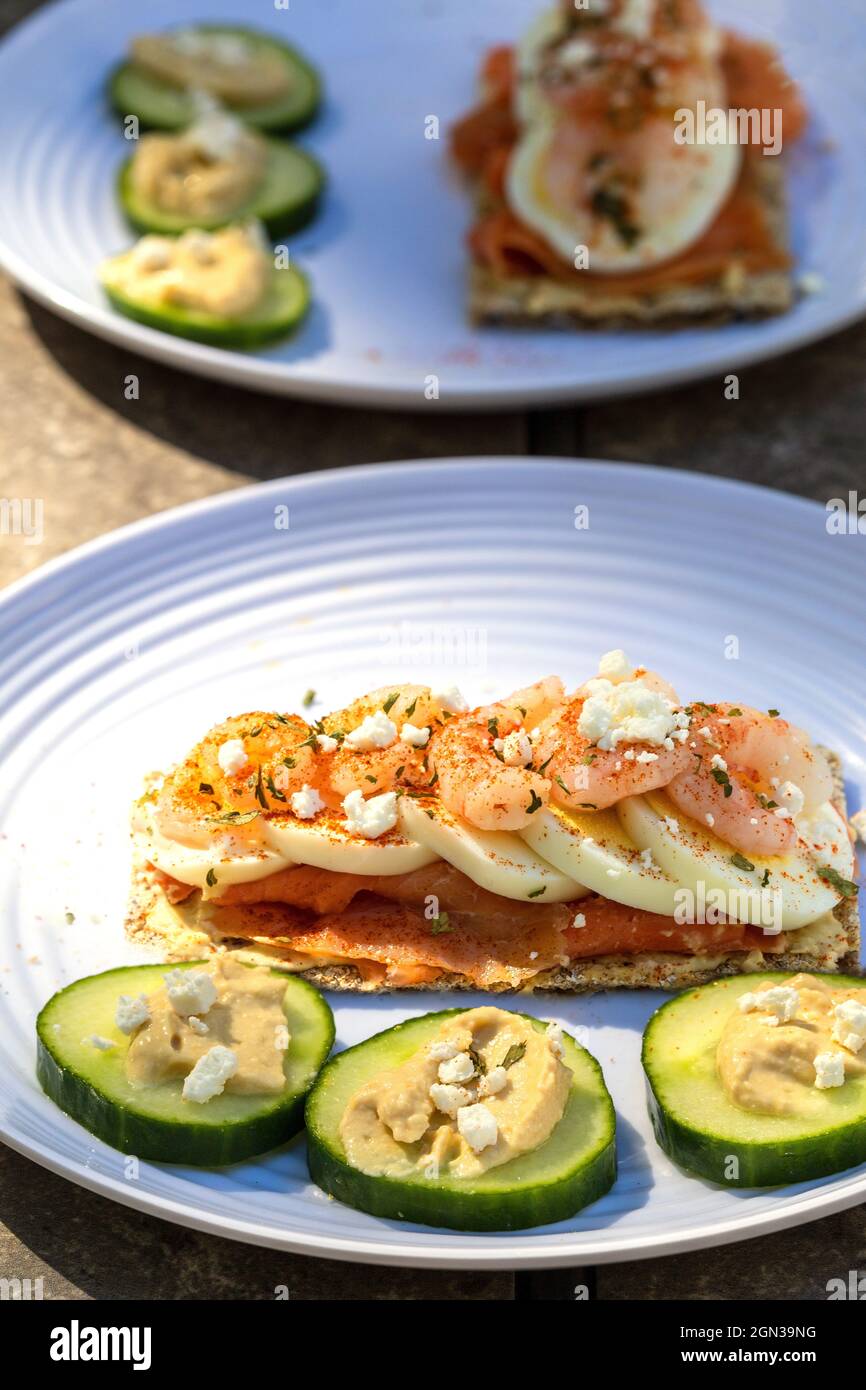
(118, 141, 324, 239)
(108, 27, 321, 133)
(306, 1010, 616, 1231)
(643, 972, 866, 1188)
(36, 962, 334, 1166)
(102, 263, 310, 349)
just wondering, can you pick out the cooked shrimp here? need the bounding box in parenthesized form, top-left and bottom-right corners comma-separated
(319, 684, 439, 798)
(666, 703, 834, 857)
(534, 693, 692, 813)
(430, 678, 563, 831)
(156, 711, 318, 842)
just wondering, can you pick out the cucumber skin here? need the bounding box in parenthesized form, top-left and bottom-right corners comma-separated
(306, 1012, 617, 1232)
(36, 1036, 307, 1166)
(307, 1126, 616, 1233)
(644, 1071, 866, 1189)
(36, 966, 335, 1167)
(103, 267, 310, 349)
(642, 973, 866, 1188)
(106, 31, 321, 134)
(116, 152, 324, 241)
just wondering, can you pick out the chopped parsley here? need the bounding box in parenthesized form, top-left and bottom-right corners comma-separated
(731, 852, 756, 873)
(768, 708, 780, 719)
(382, 691, 399, 715)
(528, 886, 546, 899)
(199, 782, 214, 795)
(209, 809, 259, 826)
(817, 865, 859, 898)
(468, 1045, 487, 1077)
(254, 766, 269, 809)
(302, 689, 316, 708)
(710, 767, 733, 799)
(265, 774, 287, 803)
(500, 1042, 526, 1070)
(526, 789, 543, 815)
(590, 187, 640, 248)
(404, 697, 417, 719)
(205, 867, 218, 888)
(429, 912, 452, 935)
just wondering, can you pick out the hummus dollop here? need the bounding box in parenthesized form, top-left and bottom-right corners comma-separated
(101, 222, 271, 318)
(339, 1007, 571, 1180)
(130, 30, 291, 107)
(717, 974, 866, 1117)
(126, 955, 288, 1095)
(131, 110, 268, 223)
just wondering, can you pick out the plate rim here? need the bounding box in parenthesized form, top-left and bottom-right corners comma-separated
(2, 454, 865, 1269)
(1, 0, 865, 411)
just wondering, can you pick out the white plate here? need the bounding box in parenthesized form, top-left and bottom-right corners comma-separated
(0, 0, 864, 409)
(1, 458, 864, 1269)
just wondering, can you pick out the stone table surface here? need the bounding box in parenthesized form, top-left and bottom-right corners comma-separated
(1, 0, 865, 1303)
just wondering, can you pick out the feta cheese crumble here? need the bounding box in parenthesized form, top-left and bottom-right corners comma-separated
(342, 789, 398, 839)
(217, 738, 248, 776)
(83, 1034, 115, 1051)
(775, 781, 805, 819)
(290, 783, 325, 819)
(546, 1021, 565, 1058)
(456, 1102, 499, 1153)
(115, 994, 150, 1035)
(429, 1083, 472, 1116)
(597, 649, 632, 680)
(738, 986, 799, 1024)
(493, 729, 532, 766)
(188, 1016, 209, 1036)
(400, 722, 430, 748)
(814, 1051, 845, 1090)
(428, 1040, 459, 1062)
(316, 733, 339, 753)
(832, 1000, 866, 1054)
(343, 710, 398, 751)
(478, 1066, 507, 1097)
(438, 1051, 476, 1084)
(432, 684, 469, 714)
(577, 679, 688, 751)
(163, 968, 218, 1019)
(186, 109, 247, 162)
(572, 913, 586, 929)
(182, 1045, 238, 1103)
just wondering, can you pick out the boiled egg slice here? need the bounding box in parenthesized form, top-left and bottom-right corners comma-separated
(399, 794, 587, 903)
(520, 803, 681, 916)
(263, 806, 439, 876)
(617, 792, 849, 930)
(506, 75, 742, 273)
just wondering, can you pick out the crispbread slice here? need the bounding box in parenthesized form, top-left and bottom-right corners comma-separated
(125, 749, 860, 994)
(469, 155, 795, 328)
